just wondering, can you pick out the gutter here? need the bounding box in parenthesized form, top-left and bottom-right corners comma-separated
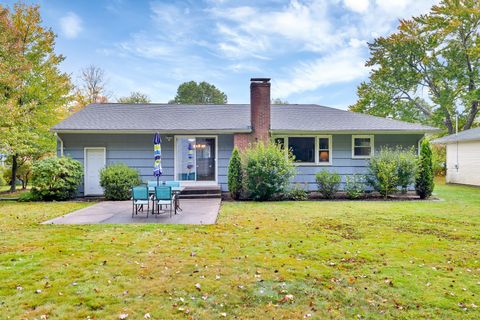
(51, 129, 252, 134)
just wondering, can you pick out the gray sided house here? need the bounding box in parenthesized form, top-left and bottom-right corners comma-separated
(52, 78, 437, 196)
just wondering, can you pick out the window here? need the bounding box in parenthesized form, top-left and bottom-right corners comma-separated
(352, 135, 374, 158)
(273, 135, 332, 165)
(288, 137, 315, 163)
(318, 137, 330, 163)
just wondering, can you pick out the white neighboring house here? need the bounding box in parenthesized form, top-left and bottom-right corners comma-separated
(432, 127, 480, 186)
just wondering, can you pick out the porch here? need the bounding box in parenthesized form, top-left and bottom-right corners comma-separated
(42, 198, 221, 225)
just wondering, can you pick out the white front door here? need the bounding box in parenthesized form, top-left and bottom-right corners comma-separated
(84, 148, 106, 195)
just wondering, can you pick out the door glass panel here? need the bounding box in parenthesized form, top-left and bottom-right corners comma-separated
(196, 138, 216, 181)
(176, 138, 196, 181)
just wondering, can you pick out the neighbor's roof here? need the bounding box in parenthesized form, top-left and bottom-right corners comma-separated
(52, 103, 251, 132)
(271, 104, 438, 133)
(432, 127, 480, 144)
(52, 103, 438, 133)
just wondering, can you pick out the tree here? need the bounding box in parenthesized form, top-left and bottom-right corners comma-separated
(0, 3, 72, 192)
(227, 147, 242, 200)
(350, 0, 480, 134)
(170, 81, 227, 104)
(117, 91, 151, 104)
(271, 98, 289, 104)
(415, 140, 434, 199)
(72, 65, 109, 111)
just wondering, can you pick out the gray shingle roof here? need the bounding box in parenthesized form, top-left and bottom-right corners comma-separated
(271, 104, 438, 132)
(52, 103, 251, 132)
(432, 127, 480, 144)
(52, 103, 438, 133)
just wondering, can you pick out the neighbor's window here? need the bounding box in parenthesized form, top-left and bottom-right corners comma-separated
(318, 136, 331, 163)
(288, 137, 315, 163)
(352, 135, 374, 158)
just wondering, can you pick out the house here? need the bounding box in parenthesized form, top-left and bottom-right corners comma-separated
(432, 127, 480, 186)
(52, 78, 438, 196)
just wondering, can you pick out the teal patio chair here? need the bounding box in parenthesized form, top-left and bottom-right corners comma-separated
(132, 186, 150, 218)
(148, 180, 161, 192)
(154, 186, 175, 217)
(165, 181, 180, 187)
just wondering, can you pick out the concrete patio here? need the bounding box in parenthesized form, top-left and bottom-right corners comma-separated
(42, 198, 221, 225)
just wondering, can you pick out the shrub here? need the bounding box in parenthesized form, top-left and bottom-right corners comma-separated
(397, 148, 418, 193)
(367, 148, 399, 198)
(227, 147, 243, 200)
(432, 144, 446, 176)
(345, 174, 365, 199)
(31, 157, 83, 201)
(243, 142, 296, 201)
(0, 167, 5, 186)
(285, 183, 308, 201)
(315, 170, 341, 199)
(100, 163, 141, 200)
(416, 140, 434, 199)
(18, 191, 39, 202)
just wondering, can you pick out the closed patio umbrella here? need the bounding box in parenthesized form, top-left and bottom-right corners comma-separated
(153, 133, 162, 185)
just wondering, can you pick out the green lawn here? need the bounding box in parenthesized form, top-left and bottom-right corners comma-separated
(0, 181, 479, 319)
(0, 185, 30, 199)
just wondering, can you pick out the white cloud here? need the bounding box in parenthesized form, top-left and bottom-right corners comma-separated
(59, 12, 82, 39)
(272, 46, 370, 98)
(344, 0, 369, 13)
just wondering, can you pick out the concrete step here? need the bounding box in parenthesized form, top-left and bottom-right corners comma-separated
(181, 185, 221, 195)
(178, 193, 221, 199)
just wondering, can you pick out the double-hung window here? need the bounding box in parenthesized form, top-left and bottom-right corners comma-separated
(275, 136, 332, 165)
(352, 135, 374, 158)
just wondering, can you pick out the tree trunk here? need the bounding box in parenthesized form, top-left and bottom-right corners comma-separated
(10, 154, 17, 192)
(464, 100, 478, 130)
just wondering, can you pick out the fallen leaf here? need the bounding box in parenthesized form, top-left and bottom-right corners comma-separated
(195, 283, 201, 291)
(279, 294, 294, 303)
(144, 313, 151, 319)
(119, 314, 128, 319)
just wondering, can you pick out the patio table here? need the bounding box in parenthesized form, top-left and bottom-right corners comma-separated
(148, 186, 184, 215)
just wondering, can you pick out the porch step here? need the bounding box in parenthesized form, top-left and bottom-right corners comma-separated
(178, 185, 221, 199)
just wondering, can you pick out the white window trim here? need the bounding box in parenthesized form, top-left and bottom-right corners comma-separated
(352, 135, 374, 159)
(273, 135, 333, 166)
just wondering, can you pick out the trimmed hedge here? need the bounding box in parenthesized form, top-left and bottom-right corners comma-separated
(100, 163, 141, 200)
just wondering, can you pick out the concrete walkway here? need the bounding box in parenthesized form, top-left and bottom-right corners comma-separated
(42, 198, 221, 225)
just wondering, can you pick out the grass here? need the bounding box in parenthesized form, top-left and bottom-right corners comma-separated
(0, 185, 30, 199)
(0, 180, 479, 319)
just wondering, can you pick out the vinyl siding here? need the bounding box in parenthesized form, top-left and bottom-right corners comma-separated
(58, 133, 423, 194)
(58, 133, 234, 194)
(446, 141, 480, 186)
(291, 134, 423, 190)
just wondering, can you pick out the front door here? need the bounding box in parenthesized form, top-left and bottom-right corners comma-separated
(175, 136, 216, 182)
(195, 137, 216, 181)
(85, 148, 105, 195)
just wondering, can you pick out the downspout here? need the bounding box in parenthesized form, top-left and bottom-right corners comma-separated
(55, 132, 64, 157)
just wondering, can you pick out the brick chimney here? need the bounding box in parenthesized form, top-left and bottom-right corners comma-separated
(234, 78, 271, 150)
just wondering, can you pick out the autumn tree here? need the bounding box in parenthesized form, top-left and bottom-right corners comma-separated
(0, 3, 72, 191)
(350, 0, 480, 134)
(117, 91, 151, 104)
(170, 81, 227, 104)
(69, 65, 109, 112)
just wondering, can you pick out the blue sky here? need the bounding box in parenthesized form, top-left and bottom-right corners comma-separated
(5, 0, 437, 108)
